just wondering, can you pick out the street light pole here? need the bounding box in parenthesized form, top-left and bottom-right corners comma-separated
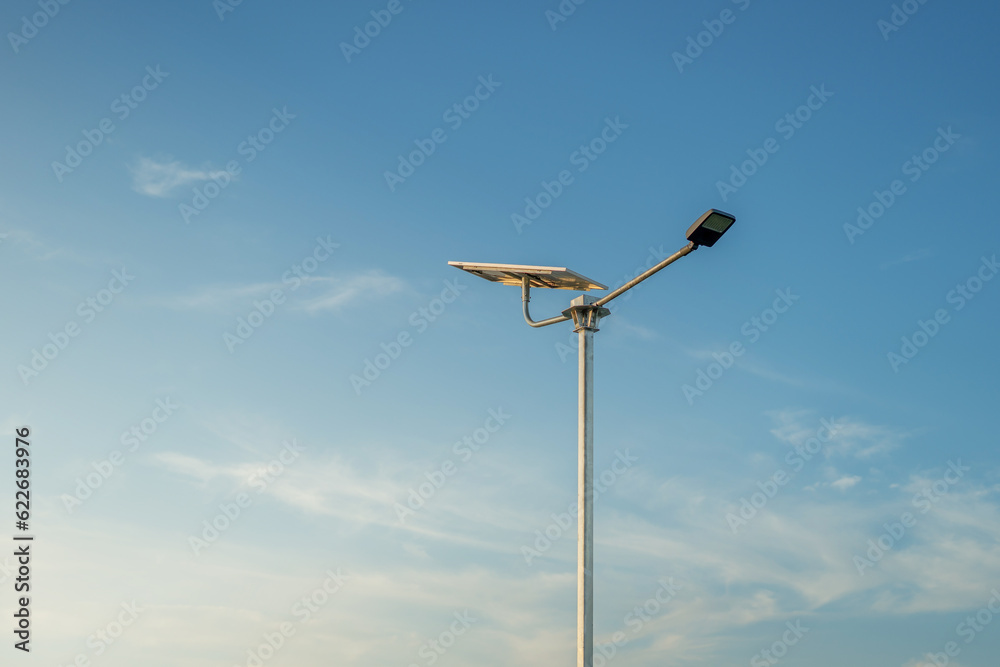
(524, 282, 610, 666)
(579, 320, 594, 667)
(447, 209, 736, 667)
(564, 296, 608, 667)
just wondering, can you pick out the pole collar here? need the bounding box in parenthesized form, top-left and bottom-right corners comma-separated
(562, 296, 611, 333)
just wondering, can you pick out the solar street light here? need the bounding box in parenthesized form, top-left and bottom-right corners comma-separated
(449, 209, 736, 667)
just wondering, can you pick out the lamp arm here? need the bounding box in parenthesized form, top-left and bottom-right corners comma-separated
(591, 242, 698, 308)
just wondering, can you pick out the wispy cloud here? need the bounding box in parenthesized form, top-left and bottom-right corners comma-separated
(831, 474, 862, 491)
(153, 451, 222, 483)
(616, 468, 1000, 620)
(0, 228, 95, 263)
(150, 447, 415, 530)
(767, 410, 910, 459)
(299, 272, 405, 313)
(130, 408, 1000, 664)
(682, 345, 808, 388)
(607, 317, 658, 341)
(738, 357, 808, 387)
(167, 282, 281, 310)
(163, 271, 405, 313)
(903, 658, 968, 667)
(824, 419, 912, 459)
(881, 249, 932, 271)
(130, 157, 234, 198)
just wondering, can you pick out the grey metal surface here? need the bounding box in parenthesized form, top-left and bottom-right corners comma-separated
(577, 323, 595, 667)
(521, 277, 572, 328)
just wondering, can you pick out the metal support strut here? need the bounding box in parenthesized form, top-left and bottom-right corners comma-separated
(522, 277, 572, 328)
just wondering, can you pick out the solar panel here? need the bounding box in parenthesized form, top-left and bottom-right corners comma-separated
(447, 261, 607, 291)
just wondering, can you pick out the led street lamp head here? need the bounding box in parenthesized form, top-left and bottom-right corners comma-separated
(685, 209, 737, 248)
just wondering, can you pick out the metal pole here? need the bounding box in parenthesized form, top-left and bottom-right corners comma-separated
(577, 323, 594, 667)
(522, 277, 572, 328)
(562, 296, 606, 667)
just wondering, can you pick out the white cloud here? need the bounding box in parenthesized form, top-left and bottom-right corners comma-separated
(0, 227, 96, 263)
(767, 408, 824, 445)
(152, 451, 224, 483)
(825, 419, 911, 459)
(606, 317, 658, 340)
(298, 272, 405, 313)
(150, 447, 404, 523)
(36, 404, 1000, 667)
(881, 249, 932, 270)
(130, 157, 234, 198)
(163, 271, 405, 313)
(167, 281, 280, 310)
(831, 475, 862, 491)
(767, 410, 909, 459)
(903, 658, 967, 667)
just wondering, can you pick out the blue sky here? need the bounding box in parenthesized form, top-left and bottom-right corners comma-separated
(2, 0, 999, 665)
